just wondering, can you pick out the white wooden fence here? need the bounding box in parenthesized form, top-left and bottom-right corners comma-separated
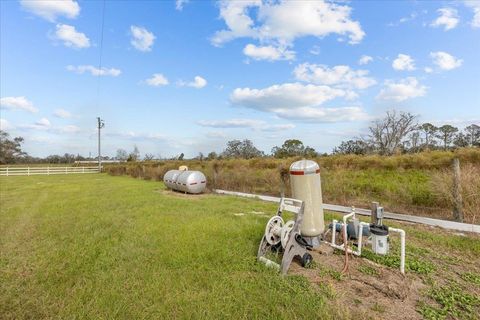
(0, 166, 100, 176)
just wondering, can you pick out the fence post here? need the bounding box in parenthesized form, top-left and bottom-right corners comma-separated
(83, 167, 85, 173)
(28, 167, 30, 176)
(65, 167, 68, 174)
(47, 167, 49, 175)
(6, 167, 9, 176)
(452, 158, 464, 222)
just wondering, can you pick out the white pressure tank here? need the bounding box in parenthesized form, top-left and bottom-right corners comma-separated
(289, 160, 324, 237)
(163, 170, 207, 194)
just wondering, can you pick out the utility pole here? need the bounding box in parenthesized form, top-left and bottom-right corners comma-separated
(97, 117, 105, 172)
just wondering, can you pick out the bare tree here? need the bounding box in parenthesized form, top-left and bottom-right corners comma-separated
(143, 153, 155, 161)
(368, 111, 418, 155)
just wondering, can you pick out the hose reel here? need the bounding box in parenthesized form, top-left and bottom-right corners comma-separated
(257, 198, 313, 275)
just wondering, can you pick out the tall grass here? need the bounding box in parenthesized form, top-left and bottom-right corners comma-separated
(431, 163, 480, 224)
(104, 148, 480, 223)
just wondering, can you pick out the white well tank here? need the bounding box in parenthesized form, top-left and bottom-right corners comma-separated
(289, 160, 324, 237)
(163, 170, 207, 194)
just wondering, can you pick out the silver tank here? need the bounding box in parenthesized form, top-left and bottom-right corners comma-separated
(163, 170, 207, 194)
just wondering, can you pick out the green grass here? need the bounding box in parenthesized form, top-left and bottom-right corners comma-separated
(0, 174, 339, 319)
(1, 174, 480, 319)
(417, 282, 480, 320)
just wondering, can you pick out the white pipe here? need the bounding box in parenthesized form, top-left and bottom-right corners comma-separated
(329, 218, 367, 257)
(258, 256, 280, 270)
(355, 222, 370, 256)
(388, 227, 406, 274)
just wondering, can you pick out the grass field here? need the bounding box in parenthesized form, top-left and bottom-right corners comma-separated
(1, 174, 479, 319)
(104, 148, 480, 223)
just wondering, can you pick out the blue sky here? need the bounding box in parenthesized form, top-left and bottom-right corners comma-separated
(1, 0, 479, 158)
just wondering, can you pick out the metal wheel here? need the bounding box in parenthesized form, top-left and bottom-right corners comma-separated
(265, 216, 284, 245)
(301, 253, 313, 267)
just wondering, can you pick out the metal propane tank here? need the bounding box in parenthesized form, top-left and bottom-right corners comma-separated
(289, 160, 324, 245)
(163, 170, 207, 194)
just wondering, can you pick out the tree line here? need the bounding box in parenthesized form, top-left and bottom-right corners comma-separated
(1, 111, 478, 164)
(333, 111, 479, 155)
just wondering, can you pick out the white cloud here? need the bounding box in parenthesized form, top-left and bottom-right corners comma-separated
(20, 0, 80, 22)
(430, 51, 463, 70)
(176, 0, 189, 11)
(54, 24, 90, 49)
(231, 83, 346, 110)
(464, 1, 480, 28)
(273, 106, 368, 122)
(430, 8, 459, 31)
(243, 44, 295, 61)
(392, 54, 415, 71)
(293, 63, 376, 89)
(230, 82, 367, 122)
(358, 55, 373, 65)
(0, 118, 14, 130)
(66, 65, 121, 77)
(211, 0, 365, 46)
(0, 96, 38, 113)
(424, 67, 433, 73)
(178, 76, 207, 88)
(130, 26, 156, 52)
(145, 73, 169, 86)
(197, 118, 295, 131)
(53, 109, 72, 119)
(376, 77, 427, 102)
(36, 118, 51, 127)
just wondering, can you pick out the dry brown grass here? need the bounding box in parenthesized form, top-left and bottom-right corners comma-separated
(431, 163, 480, 224)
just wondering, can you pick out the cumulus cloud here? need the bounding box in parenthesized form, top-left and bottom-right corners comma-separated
(178, 76, 207, 89)
(0, 96, 38, 113)
(293, 63, 376, 89)
(392, 54, 415, 71)
(230, 82, 367, 122)
(66, 65, 121, 76)
(376, 77, 427, 102)
(243, 44, 295, 61)
(231, 83, 346, 110)
(54, 24, 90, 49)
(464, 1, 480, 28)
(358, 55, 373, 65)
(197, 118, 295, 131)
(20, 0, 80, 22)
(145, 73, 169, 86)
(430, 8, 459, 31)
(211, 0, 365, 47)
(0, 118, 14, 130)
(53, 108, 72, 119)
(130, 26, 155, 52)
(430, 51, 463, 70)
(176, 0, 189, 11)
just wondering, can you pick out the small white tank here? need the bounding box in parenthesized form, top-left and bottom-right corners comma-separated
(289, 160, 324, 237)
(163, 170, 206, 194)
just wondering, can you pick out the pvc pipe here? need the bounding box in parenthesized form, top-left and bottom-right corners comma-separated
(258, 256, 280, 270)
(388, 227, 406, 274)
